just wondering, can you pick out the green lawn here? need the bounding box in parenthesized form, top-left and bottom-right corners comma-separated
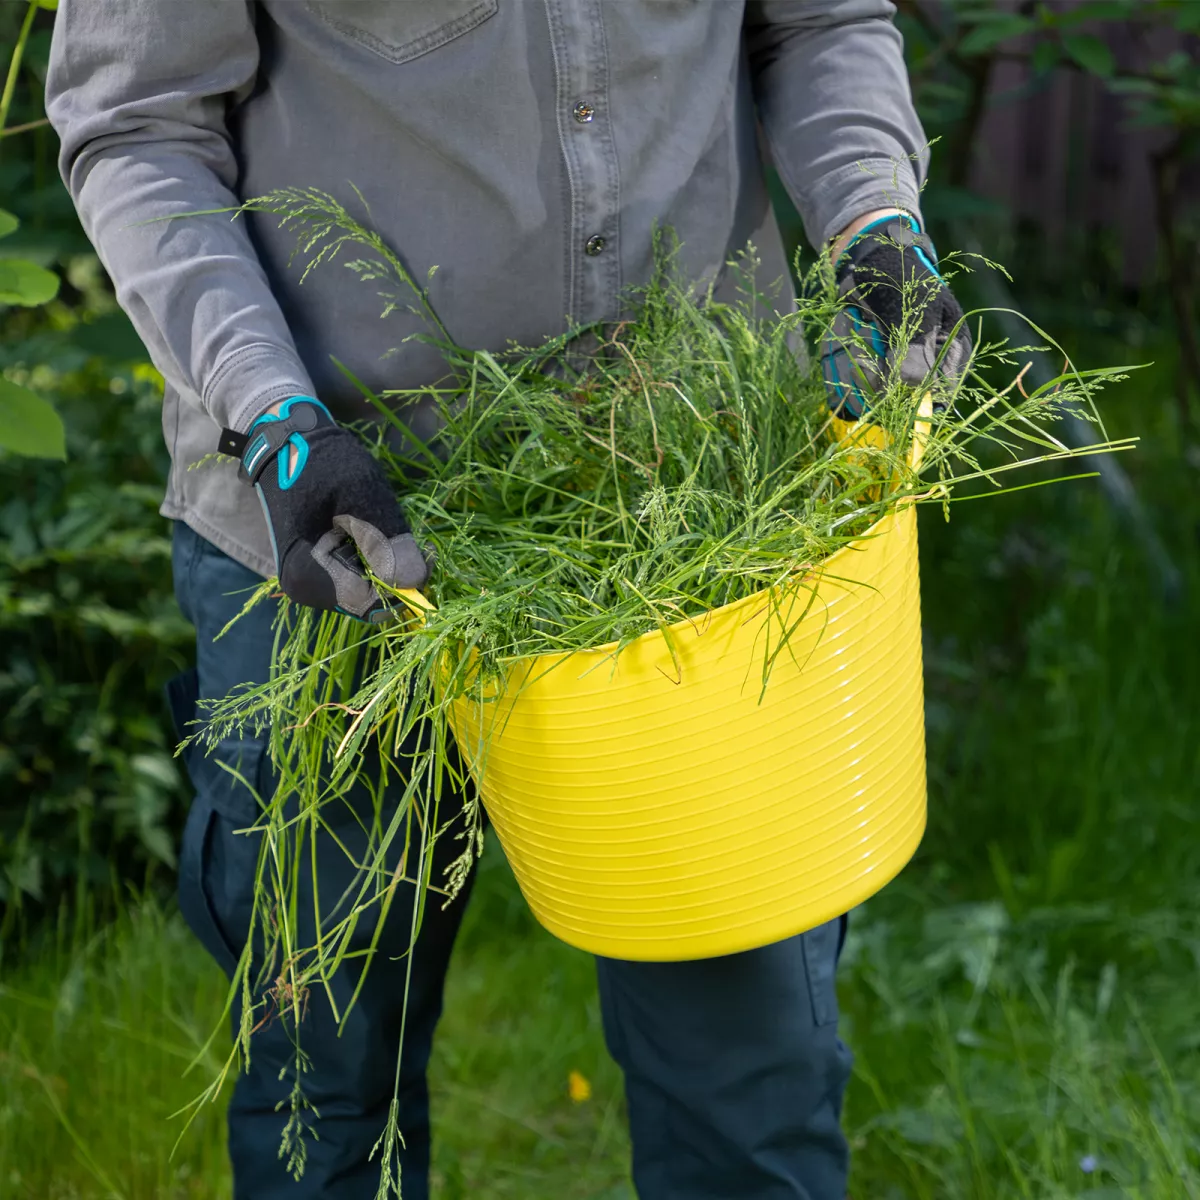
(0, 901, 231, 1199)
(2, 334, 1197, 1198)
(3, 819, 1197, 1199)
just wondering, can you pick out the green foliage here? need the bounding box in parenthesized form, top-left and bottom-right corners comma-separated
(0, 209, 64, 458)
(926, 0, 1197, 69)
(0, 376, 62, 457)
(1060, 32, 1115, 78)
(0, 1, 192, 923)
(0, 3, 67, 462)
(1114, 53, 1200, 132)
(896, 0, 1200, 432)
(0, 204, 63, 461)
(899, 0, 1200, 147)
(0, 350, 193, 917)
(0, 253, 58, 306)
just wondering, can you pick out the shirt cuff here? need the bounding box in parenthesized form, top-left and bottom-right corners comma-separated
(801, 158, 925, 250)
(203, 342, 319, 433)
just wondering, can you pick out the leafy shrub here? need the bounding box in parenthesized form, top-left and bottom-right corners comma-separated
(0, 328, 192, 923)
(0, 2, 193, 926)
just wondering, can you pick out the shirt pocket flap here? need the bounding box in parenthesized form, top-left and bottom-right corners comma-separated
(305, 0, 499, 65)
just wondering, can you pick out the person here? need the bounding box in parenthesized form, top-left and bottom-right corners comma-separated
(47, 3, 967, 1196)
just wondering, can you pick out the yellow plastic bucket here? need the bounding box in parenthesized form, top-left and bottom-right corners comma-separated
(439, 487, 927, 962)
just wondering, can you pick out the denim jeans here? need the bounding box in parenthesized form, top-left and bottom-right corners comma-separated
(169, 519, 853, 1199)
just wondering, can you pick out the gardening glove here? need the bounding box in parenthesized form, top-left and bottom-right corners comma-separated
(219, 397, 429, 623)
(822, 213, 972, 420)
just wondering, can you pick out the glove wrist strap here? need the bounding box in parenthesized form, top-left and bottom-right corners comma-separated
(840, 214, 940, 278)
(218, 397, 328, 485)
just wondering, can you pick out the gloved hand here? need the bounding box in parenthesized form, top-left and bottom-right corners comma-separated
(220, 397, 429, 623)
(821, 213, 971, 419)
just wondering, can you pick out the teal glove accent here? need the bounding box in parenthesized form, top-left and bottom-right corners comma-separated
(822, 214, 971, 420)
(221, 397, 429, 621)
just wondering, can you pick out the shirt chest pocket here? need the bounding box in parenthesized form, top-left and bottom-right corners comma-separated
(306, 0, 499, 65)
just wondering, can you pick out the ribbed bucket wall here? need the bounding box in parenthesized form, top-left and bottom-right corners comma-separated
(449, 504, 926, 961)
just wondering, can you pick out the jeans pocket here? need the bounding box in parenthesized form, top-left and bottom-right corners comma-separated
(801, 916, 844, 1028)
(178, 796, 246, 978)
(165, 666, 200, 746)
(183, 730, 270, 826)
(306, 0, 498, 64)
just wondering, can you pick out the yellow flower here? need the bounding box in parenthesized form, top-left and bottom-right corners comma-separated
(568, 1069, 592, 1103)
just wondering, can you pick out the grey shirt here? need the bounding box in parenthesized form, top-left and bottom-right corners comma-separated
(46, 0, 927, 579)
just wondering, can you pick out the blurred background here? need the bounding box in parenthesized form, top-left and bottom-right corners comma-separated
(0, 2, 1197, 1197)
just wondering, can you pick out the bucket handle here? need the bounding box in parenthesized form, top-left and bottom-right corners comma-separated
(830, 391, 933, 469)
(396, 586, 435, 617)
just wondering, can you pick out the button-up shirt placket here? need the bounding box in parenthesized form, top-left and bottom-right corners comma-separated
(544, 0, 621, 327)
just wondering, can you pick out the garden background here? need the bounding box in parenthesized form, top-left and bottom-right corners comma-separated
(1, 2, 1198, 1196)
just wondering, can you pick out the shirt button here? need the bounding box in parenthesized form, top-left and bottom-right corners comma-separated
(573, 101, 595, 124)
(585, 235, 606, 257)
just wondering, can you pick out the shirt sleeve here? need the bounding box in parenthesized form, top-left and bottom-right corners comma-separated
(744, 0, 929, 251)
(45, 0, 315, 434)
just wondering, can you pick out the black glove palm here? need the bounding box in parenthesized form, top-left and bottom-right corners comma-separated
(822, 214, 971, 419)
(227, 397, 428, 622)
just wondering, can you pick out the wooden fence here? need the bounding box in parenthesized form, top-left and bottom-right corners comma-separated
(940, 9, 1198, 286)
